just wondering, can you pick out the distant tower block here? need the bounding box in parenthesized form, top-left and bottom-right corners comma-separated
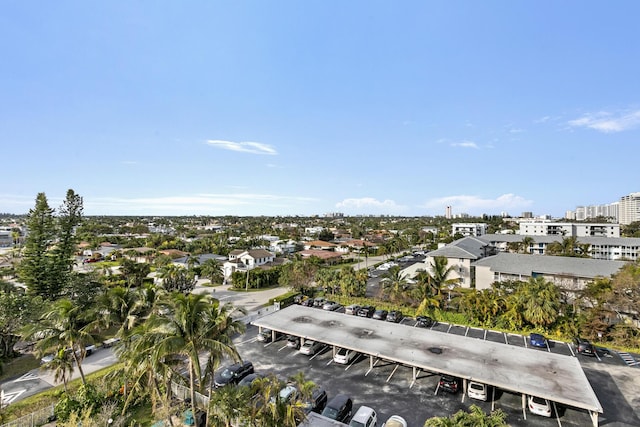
(445, 206, 452, 219)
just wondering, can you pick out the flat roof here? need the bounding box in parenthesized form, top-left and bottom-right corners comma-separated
(252, 305, 602, 414)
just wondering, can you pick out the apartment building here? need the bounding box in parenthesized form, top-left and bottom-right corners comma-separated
(619, 192, 640, 225)
(451, 223, 487, 237)
(518, 221, 620, 238)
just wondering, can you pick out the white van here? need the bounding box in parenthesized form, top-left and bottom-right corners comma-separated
(349, 405, 377, 427)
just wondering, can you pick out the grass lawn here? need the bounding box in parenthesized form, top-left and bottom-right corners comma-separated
(0, 353, 40, 381)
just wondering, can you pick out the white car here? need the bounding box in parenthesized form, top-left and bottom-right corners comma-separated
(382, 415, 407, 427)
(299, 340, 323, 356)
(528, 395, 552, 417)
(333, 347, 357, 365)
(467, 381, 488, 401)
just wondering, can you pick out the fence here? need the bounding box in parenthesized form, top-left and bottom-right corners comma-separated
(0, 405, 54, 427)
(170, 382, 209, 409)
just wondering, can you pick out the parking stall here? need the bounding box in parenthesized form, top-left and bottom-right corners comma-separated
(252, 305, 603, 427)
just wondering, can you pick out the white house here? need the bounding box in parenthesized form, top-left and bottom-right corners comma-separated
(223, 249, 276, 280)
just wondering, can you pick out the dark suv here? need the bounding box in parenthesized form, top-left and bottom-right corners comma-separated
(439, 375, 461, 393)
(574, 337, 596, 356)
(321, 393, 353, 422)
(357, 305, 376, 318)
(214, 361, 254, 387)
(303, 387, 328, 414)
(415, 316, 434, 328)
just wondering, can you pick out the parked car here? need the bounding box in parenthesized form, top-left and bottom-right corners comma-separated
(257, 328, 274, 342)
(574, 337, 596, 356)
(333, 347, 358, 365)
(439, 375, 461, 393)
(299, 340, 324, 356)
(303, 387, 328, 414)
(372, 309, 388, 320)
(312, 297, 327, 308)
(415, 316, 434, 328)
(271, 384, 298, 404)
(322, 301, 341, 311)
(345, 304, 361, 315)
(286, 335, 300, 349)
(386, 310, 404, 323)
(213, 361, 254, 387)
(467, 381, 488, 401)
(321, 394, 353, 423)
(357, 305, 376, 318)
(349, 405, 377, 427)
(237, 372, 263, 388)
(528, 395, 552, 417)
(530, 333, 547, 348)
(300, 298, 315, 307)
(382, 415, 407, 427)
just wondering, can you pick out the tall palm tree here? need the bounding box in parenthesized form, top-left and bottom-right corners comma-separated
(146, 292, 245, 419)
(23, 298, 95, 385)
(425, 256, 458, 297)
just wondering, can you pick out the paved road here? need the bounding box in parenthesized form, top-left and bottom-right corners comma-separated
(0, 284, 289, 407)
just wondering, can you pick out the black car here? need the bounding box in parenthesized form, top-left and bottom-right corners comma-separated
(321, 393, 353, 422)
(237, 372, 263, 388)
(439, 375, 461, 393)
(357, 305, 376, 318)
(387, 310, 404, 323)
(574, 337, 596, 356)
(415, 316, 434, 328)
(372, 309, 388, 320)
(303, 387, 328, 414)
(214, 361, 254, 387)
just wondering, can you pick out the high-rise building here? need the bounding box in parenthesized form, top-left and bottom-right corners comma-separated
(619, 193, 640, 225)
(445, 206, 452, 219)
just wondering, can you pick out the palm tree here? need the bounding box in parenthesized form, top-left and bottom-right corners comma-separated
(44, 347, 74, 392)
(200, 258, 224, 285)
(23, 298, 95, 385)
(423, 256, 457, 297)
(381, 266, 408, 303)
(412, 269, 441, 315)
(513, 277, 561, 329)
(145, 292, 245, 419)
(521, 236, 535, 254)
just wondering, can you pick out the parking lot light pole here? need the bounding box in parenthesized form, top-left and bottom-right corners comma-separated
(245, 262, 252, 292)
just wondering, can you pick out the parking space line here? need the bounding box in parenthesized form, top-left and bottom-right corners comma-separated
(447, 324, 453, 333)
(365, 358, 382, 376)
(277, 344, 288, 352)
(567, 342, 576, 357)
(386, 364, 399, 382)
(546, 340, 551, 353)
(409, 369, 421, 388)
(503, 332, 508, 344)
(523, 335, 528, 348)
(236, 337, 257, 345)
(326, 359, 333, 366)
(483, 329, 487, 340)
(464, 326, 469, 337)
(434, 383, 441, 396)
(594, 350, 602, 362)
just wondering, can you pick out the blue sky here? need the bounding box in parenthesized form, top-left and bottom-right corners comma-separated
(1, 2, 639, 217)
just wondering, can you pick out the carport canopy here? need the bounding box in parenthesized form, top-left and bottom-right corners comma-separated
(252, 305, 603, 417)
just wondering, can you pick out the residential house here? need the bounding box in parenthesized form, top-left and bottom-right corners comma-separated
(223, 249, 276, 280)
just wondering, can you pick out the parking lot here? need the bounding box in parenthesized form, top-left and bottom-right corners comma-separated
(231, 307, 640, 427)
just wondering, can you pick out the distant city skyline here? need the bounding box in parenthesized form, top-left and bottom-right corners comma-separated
(1, 2, 639, 217)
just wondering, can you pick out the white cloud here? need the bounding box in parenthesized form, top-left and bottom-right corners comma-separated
(422, 193, 533, 215)
(335, 197, 407, 214)
(450, 141, 479, 149)
(81, 193, 316, 215)
(568, 110, 640, 133)
(206, 139, 277, 155)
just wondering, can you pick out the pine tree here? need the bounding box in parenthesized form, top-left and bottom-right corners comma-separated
(18, 193, 56, 297)
(50, 189, 84, 296)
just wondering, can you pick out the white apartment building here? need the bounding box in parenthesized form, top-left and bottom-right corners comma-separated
(619, 192, 640, 225)
(519, 221, 620, 238)
(451, 223, 487, 237)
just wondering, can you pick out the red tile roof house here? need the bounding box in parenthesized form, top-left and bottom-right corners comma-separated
(303, 240, 338, 251)
(297, 249, 343, 264)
